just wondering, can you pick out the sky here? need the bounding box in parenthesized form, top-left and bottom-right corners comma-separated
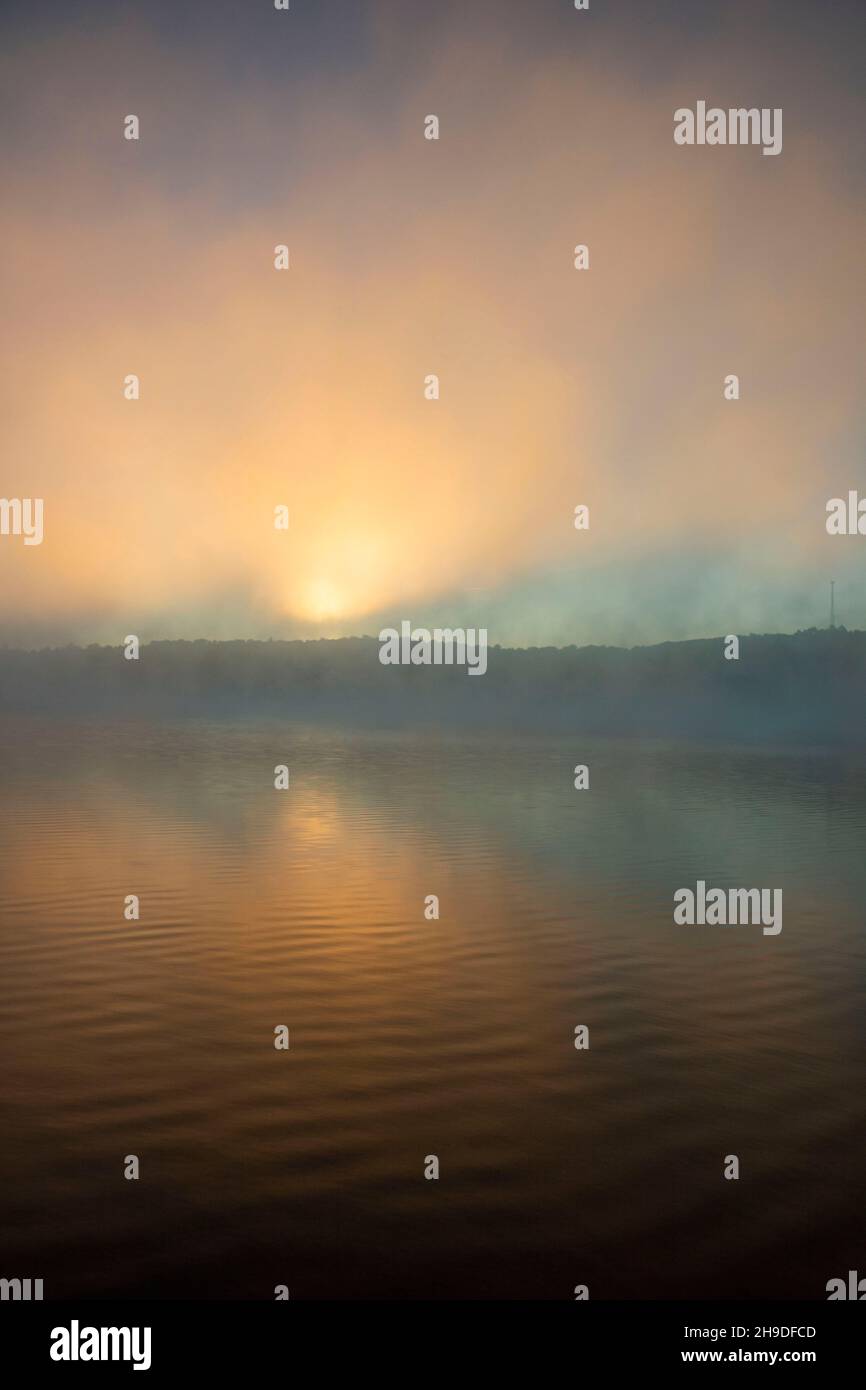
(1, 0, 864, 649)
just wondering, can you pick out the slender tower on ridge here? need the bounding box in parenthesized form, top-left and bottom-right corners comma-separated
(830, 580, 836, 630)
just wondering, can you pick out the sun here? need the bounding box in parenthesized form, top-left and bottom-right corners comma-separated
(303, 578, 346, 623)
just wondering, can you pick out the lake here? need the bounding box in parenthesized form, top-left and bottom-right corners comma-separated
(1, 716, 865, 1299)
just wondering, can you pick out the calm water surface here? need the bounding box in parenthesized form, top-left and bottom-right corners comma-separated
(1, 717, 865, 1299)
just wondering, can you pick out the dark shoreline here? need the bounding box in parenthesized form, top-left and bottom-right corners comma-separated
(0, 627, 862, 742)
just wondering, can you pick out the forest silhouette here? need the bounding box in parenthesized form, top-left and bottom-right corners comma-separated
(1, 628, 863, 742)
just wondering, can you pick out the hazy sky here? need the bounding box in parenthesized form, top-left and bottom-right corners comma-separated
(1, 0, 864, 648)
